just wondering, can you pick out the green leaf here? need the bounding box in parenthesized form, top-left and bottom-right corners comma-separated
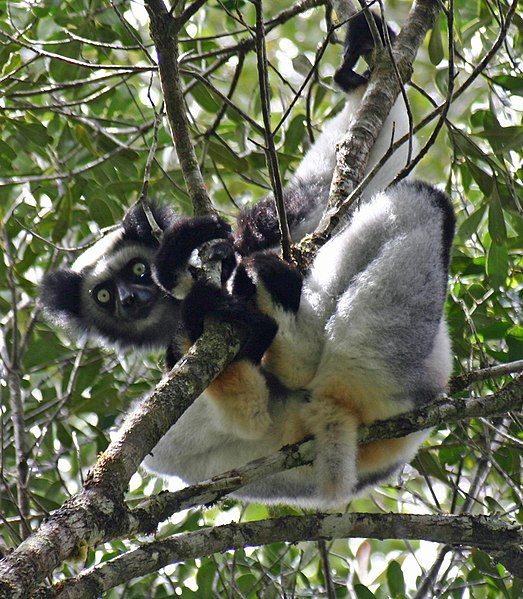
(465, 160, 493, 195)
(488, 187, 507, 244)
(284, 114, 306, 154)
(191, 82, 221, 113)
(486, 240, 508, 289)
(354, 584, 378, 599)
(458, 205, 485, 241)
(387, 560, 405, 598)
(428, 14, 444, 64)
(74, 124, 99, 155)
(0, 139, 18, 161)
(12, 120, 53, 147)
(207, 140, 248, 171)
(88, 196, 115, 228)
(52, 194, 72, 242)
(293, 54, 314, 76)
(413, 452, 449, 484)
(195, 560, 215, 596)
(492, 75, 523, 95)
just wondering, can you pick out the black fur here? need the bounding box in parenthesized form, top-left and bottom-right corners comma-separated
(121, 202, 177, 248)
(334, 10, 396, 92)
(206, 240, 237, 285)
(234, 178, 325, 256)
(231, 262, 258, 299)
(243, 253, 303, 313)
(154, 216, 232, 291)
(409, 180, 456, 273)
(39, 270, 83, 319)
(165, 341, 183, 371)
(182, 280, 278, 364)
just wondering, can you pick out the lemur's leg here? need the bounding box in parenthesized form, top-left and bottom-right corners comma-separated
(234, 12, 405, 256)
(232, 252, 320, 389)
(333, 10, 396, 91)
(300, 394, 359, 507)
(180, 280, 277, 440)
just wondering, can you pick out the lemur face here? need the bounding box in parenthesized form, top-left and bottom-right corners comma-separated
(40, 213, 182, 350)
(83, 245, 159, 322)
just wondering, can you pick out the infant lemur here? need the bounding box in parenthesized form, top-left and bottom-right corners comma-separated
(40, 13, 455, 508)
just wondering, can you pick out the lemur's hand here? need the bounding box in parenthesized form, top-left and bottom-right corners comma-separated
(153, 215, 234, 294)
(182, 280, 278, 364)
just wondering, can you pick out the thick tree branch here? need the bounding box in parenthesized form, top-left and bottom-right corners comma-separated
(122, 373, 523, 538)
(0, 323, 245, 599)
(1, 370, 519, 598)
(53, 514, 523, 597)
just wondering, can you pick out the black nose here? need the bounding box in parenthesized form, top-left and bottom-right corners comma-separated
(121, 292, 135, 307)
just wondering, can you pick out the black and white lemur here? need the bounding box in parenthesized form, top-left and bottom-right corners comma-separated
(40, 12, 455, 508)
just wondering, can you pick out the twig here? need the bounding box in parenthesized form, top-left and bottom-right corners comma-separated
(392, 0, 455, 181)
(449, 360, 523, 393)
(0, 230, 30, 539)
(138, 110, 164, 242)
(253, 0, 292, 262)
(318, 539, 336, 599)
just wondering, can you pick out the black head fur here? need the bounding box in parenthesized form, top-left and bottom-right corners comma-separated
(39, 269, 83, 321)
(121, 201, 177, 247)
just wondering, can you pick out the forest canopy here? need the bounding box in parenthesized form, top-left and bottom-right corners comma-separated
(0, 0, 522, 598)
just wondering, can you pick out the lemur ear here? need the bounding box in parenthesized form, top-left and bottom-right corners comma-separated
(122, 201, 176, 247)
(39, 269, 83, 319)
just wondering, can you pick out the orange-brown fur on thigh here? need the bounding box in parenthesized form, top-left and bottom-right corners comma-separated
(206, 360, 271, 440)
(357, 435, 420, 473)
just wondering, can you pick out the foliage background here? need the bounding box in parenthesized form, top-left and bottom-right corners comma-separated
(0, 0, 521, 597)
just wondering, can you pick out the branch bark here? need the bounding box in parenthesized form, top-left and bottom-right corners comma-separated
(2, 372, 519, 599)
(52, 513, 523, 597)
(145, 0, 213, 215)
(0, 323, 245, 599)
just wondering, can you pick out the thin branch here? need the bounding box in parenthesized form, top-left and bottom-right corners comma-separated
(391, 0, 455, 182)
(0, 29, 154, 72)
(449, 360, 523, 394)
(145, 0, 213, 215)
(175, 0, 209, 29)
(318, 540, 336, 599)
(139, 110, 164, 242)
(253, 0, 292, 262)
(0, 230, 30, 540)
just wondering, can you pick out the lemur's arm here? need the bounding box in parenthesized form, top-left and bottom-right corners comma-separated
(154, 216, 303, 440)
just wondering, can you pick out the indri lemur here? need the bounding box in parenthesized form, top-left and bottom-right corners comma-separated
(40, 13, 454, 507)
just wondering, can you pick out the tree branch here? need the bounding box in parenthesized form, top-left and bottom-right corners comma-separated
(145, 0, 213, 215)
(253, 0, 292, 262)
(297, 0, 440, 259)
(0, 323, 245, 599)
(52, 513, 523, 597)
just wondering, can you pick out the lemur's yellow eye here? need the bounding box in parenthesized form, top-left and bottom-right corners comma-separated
(96, 288, 111, 304)
(132, 262, 146, 277)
